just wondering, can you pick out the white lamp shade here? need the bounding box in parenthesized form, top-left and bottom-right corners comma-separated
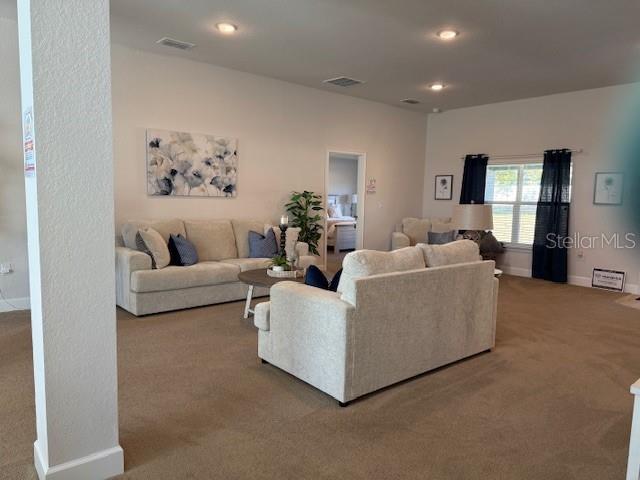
(452, 204, 494, 230)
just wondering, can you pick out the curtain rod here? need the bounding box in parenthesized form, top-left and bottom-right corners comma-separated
(459, 148, 583, 160)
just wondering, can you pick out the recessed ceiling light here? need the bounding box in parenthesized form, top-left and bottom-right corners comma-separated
(429, 83, 445, 91)
(437, 29, 459, 40)
(216, 23, 238, 34)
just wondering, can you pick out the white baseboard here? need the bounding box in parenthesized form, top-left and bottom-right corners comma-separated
(34, 442, 124, 480)
(498, 268, 639, 294)
(498, 266, 532, 277)
(0, 296, 30, 313)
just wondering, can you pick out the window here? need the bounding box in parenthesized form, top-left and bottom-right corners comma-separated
(485, 163, 543, 246)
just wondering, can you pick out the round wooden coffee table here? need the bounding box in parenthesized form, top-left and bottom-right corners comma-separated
(238, 268, 304, 319)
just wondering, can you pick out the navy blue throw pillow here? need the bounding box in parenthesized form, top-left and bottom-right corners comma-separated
(305, 266, 343, 292)
(248, 229, 278, 258)
(168, 234, 199, 266)
(329, 268, 343, 292)
(305, 265, 329, 290)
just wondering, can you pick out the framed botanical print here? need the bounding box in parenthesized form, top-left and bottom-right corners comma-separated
(593, 172, 623, 205)
(435, 175, 453, 200)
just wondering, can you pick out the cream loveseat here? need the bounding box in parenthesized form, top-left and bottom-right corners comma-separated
(115, 218, 316, 316)
(254, 240, 498, 406)
(391, 217, 454, 250)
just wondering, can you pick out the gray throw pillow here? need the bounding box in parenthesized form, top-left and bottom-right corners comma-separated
(248, 229, 279, 258)
(427, 230, 456, 245)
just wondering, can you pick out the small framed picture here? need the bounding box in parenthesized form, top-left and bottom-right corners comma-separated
(435, 175, 453, 200)
(593, 172, 624, 205)
(592, 268, 625, 292)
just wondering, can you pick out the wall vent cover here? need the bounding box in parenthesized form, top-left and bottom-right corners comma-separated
(323, 76, 365, 87)
(401, 99, 421, 105)
(156, 37, 196, 50)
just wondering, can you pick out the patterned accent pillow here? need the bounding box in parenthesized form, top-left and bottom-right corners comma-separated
(136, 228, 171, 269)
(427, 230, 456, 245)
(248, 229, 278, 258)
(168, 234, 199, 266)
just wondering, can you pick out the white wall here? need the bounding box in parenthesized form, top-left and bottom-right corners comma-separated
(0, 18, 29, 308)
(112, 44, 427, 256)
(423, 84, 640, 292)
(328, 155, 358, 196)
(0, 28, 427, 304)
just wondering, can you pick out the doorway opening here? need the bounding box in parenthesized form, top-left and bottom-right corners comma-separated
(324, 151, 366, 274)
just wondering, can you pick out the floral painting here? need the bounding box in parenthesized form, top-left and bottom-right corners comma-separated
(593, 172, 623, 205)
(435, 175, 453, 200)
(146, 129, 238, 197)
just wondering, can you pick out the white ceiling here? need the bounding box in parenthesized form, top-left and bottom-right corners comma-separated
(4, 1, 640, 112)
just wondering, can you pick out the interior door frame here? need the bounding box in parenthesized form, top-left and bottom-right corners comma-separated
(324, 150, 367, 271)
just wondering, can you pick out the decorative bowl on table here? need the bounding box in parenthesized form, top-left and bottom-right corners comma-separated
(266, 266, 305, 279)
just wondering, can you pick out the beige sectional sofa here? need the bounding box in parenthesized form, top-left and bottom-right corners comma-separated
(115, 218, 316, 316)
(255, 240, 498, 405)
(391, 217, 454, 250)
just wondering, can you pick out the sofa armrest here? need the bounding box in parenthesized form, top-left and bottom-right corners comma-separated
(295, 241, 310, 257)
(254, 301, 271, 331)
(116, 246, 151, 273)
(115, 246, 151, 311)
(391, 231, 411, 250)
(297, 255, 317, 269)
(265, 281, 356, 401)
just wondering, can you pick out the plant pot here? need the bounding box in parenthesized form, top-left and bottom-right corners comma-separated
(272, 266, 285, 272)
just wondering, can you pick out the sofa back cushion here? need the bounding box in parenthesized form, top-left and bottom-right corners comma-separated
(417, 240, 481, 267)
(402, 218, 431, 246)
(121, 219, 186, 250)
(184, 220, 238, 261)
(337, 246, 425, 305)
(430, 217, 453, 234)
(232, 219, 270, 258)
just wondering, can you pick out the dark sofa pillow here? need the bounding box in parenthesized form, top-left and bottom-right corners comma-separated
(479, 231, 505, 255)
(248, 229, 278, 258)
(168, 234, 199, 266)
(304, 265, 342, 292)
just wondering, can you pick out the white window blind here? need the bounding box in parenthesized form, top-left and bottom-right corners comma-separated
(485, 163, 543, 246)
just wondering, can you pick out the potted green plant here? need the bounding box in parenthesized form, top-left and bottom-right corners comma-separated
(270, 254, 290, 272)
(285, 190, 324, 256)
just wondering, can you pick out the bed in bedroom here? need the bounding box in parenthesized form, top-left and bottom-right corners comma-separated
(326, 195, 357, 252)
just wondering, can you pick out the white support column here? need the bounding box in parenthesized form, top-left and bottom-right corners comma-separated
(17, 1, 123, 479)
(627, 380, 640, 480)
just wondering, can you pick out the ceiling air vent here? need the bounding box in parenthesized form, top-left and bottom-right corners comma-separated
(323, 76, 365, 87)
(156, 37, 196, 51)
(401, 98, 421, 105)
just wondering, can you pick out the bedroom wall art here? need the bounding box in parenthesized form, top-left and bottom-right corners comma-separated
(146, 129, 238, 197)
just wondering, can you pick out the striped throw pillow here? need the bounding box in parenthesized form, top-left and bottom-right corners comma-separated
(168, 234, 199, 266)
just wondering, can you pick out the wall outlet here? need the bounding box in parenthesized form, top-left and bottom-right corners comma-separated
(0, 263, 13, 275)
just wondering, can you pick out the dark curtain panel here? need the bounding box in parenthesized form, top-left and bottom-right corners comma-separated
(532, 149, 572, 282)
(460, 154, 489, 204)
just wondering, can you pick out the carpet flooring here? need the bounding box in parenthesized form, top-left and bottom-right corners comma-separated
(1, 275, 640, 479)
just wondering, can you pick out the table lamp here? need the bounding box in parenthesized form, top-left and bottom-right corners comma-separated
(452, 204, 493, 243)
